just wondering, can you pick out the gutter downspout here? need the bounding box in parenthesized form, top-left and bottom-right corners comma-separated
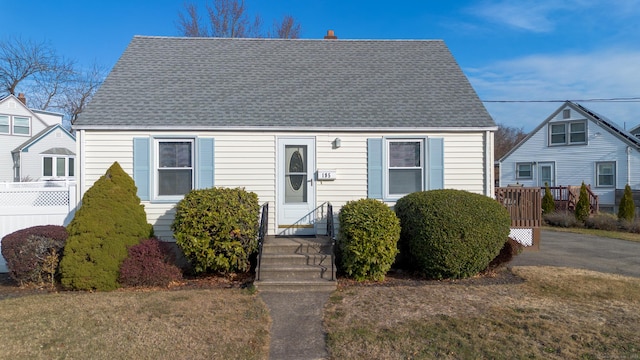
(485, 130, 493, 197)
(627, 146, 632, 186)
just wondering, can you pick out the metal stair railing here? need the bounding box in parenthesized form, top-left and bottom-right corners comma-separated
(326, 202, 336, 281)
(256, 202, 268, 281)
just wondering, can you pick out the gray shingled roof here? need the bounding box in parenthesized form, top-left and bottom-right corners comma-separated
(74, 36, 495, 130)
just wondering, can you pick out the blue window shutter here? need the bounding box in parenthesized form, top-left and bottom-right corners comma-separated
(197, 137, 215, 189)
(367, 138, 383, 199)
(133, 137, 150, 201)
(428, 138, 444, 190)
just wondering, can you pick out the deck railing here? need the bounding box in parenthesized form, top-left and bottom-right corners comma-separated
(495, 187, 542, 227)
(544, 185, 599, 214)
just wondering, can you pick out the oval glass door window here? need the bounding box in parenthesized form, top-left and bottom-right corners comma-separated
(289, 150, 304, 190)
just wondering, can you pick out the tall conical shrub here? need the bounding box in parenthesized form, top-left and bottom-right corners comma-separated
(574, 182, 591, 223)
(542, 182, 555, 215)
(59, 162, 153, 290)
(618, 184, 636, 221)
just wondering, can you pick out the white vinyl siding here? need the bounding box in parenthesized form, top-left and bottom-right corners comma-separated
(79, 131, 490, 240)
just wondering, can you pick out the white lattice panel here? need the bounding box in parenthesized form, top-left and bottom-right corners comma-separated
(509, 228, 533, 247)
(0, 190, 69, 207)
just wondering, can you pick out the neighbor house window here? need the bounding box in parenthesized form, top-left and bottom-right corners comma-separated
(516, 163, 532, 179)
(0, 115, 9, 133)
(549, 120, 587, 145)
(156, 139, 194, 197)
(43, 156, 75, 178)
(596, 162, 615, 187)
(13, 116, 30, 135)
(386, 139, 423, 197)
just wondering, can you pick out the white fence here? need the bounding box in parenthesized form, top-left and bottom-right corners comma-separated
(0, 181, 76, 272)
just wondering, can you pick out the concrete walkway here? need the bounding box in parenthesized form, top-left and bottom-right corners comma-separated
(511, 229, 640, 278)
(260, 291, 332, 360)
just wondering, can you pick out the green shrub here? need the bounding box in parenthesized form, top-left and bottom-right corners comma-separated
(574, 182, 591, 223)
(395, 189, 511, 279)
(338, 198, 400, 281)
(172, 187, 259, 274)
(1, 225, 68, 286)
(59, 162, 153, 291)
(618, 184, 635, 221)
(118, 238, 183, 287)
(542, 182, 555, 215)
(544, 210, 579, 228)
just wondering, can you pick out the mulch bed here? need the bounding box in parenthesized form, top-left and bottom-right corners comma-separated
(1, 266, 523, 300)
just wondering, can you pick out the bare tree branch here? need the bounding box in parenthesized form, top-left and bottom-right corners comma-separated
(271, 15, 301, 39)
(495, 123, 528, 160)
(177, 0, 299, 38)
(0, 36, 57, 96)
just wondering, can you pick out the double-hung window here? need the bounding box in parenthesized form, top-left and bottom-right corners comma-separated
(386, 139, 424, 197)
(549, 120, 587, 146)
(13, 117, 30, 135)
(156, 139, 194, 197)
(0, 115, 9, 134)
(596, 162, 615, 187)
(516, 163, 532, 179)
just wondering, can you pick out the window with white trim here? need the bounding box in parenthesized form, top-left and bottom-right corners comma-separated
(596, 162, 615, 187)
(386, 139, 423, 197)
(156, 139, 194, 197)
(43, 156, 75, 178)
(0, 115, 9, 134)
(13, 116, 30, 135)
(516, 163, 532, 179)
(549, 120, 587, 145)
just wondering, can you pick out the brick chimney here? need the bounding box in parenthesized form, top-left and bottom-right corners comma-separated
(17, 93, 26, 105)
(324, 30, 338, 40)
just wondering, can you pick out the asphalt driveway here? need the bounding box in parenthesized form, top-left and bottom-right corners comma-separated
(511, 229, 640, 278)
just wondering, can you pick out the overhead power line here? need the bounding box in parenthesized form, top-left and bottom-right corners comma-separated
(482, 97, 640, 103)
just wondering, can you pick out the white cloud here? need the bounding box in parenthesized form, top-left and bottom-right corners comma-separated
(467, 49, 640, 131)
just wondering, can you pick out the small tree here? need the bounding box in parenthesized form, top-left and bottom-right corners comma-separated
(618, 184, 636, 221)
(574, 182, 591, 223)
(542, 182, 555, 215)
(59, 162, 153, 291)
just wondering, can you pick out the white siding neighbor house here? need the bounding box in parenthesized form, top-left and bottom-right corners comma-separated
(0, 94, 76, 182)
(72, 35, 497, 240)
(499, 101, 640, 211)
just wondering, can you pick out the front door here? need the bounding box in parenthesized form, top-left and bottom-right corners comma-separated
(538, 162, 555, 187)
(277, 138, 316, 235)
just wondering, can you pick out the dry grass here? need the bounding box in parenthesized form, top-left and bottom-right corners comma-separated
(543, 225, 640, 243)
(0, 288, 270, 360)
(324, 266, 640, 359)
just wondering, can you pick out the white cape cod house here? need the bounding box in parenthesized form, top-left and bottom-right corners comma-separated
(499, 101, 640, 212)
(72, 35, 497, 240)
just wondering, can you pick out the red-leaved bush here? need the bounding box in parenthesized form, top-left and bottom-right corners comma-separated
(118, 238, 182, 287)
(1, 225, 68, 285)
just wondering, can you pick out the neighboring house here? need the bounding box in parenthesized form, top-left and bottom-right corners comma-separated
(499, 101, 640, 212)
(72, 35, 497, 240)
(0, 94, 76, 182)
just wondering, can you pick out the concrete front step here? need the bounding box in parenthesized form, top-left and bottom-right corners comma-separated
(256, 279, 337, 292)
(260, 253, 331, 266)
(256, 236, 337, 292)
(260, 265, 333, 281)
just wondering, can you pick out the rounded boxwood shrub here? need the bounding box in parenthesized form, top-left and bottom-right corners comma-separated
(172, 187, 259, 274)
(1, 225, 68, 286)
(59, 162, 153, 291)
(338, 198, 400, 281)
(395, 189, 511, 279)
(118, 238, 183, 287)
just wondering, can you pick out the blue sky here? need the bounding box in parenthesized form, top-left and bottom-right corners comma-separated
(5, 0, 640, 131)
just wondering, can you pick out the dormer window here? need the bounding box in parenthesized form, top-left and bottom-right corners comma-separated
(549, 120, 587, 146)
